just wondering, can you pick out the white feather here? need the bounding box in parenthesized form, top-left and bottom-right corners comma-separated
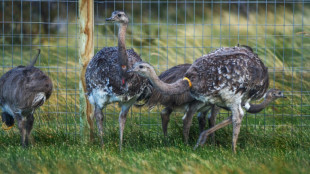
(32, 92, 46, 107)
(244, 103, 251, 110)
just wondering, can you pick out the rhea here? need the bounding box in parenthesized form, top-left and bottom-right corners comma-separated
(0, 49, 53, 147)
(128, 46, 285, 152)
(85, 11, 151, 149)
(145, 64, 219, 143)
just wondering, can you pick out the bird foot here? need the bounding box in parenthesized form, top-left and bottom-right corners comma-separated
(193, 143, 200, 150)
(100, 140, 105, 149)
(194, 130, 213, 150)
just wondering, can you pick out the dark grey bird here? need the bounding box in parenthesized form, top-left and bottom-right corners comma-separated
(85, 11, 151, 149)
(0, 49, 53, 147)
(128, 45, 285, 153)
(145, 64, 220, 143)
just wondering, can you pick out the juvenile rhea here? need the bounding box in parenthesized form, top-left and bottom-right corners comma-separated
(145, 64, 219, 143)
(0, 49, 53, 147)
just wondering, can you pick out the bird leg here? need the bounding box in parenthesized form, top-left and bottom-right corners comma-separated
(160, 107, 173, 137)
(197, 110, 209, 134)
(197, 106, 220, 144)
(16, 114, 28, 147)
(231, 105, 244, 153)
(197, 109, 210, 133)
(94, 105, 104, 147)
(119, 104, 131, 151)
(208, 106, 220, 143)
(195, 115, 232, 149)
(182, 101, 201, 144)
(195, 105, 244, 153)
(25, 113, 35, 146)
(197, 105, 213, 133)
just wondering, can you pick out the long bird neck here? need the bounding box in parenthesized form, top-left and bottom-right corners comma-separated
(118, 23, 128, 72)
(247, 96, 274, 113)
(147, 69, 190, 95)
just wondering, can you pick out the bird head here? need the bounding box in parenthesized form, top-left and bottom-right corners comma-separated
(266, 89, 287, 101)
(106, 11, 129, 24)
(127, 62, 155, 78)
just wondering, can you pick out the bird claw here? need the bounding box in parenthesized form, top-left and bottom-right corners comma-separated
(200, 134, 208, 145)
(193, 143, 200, 150)
(194, 133, 209, 150)
(194, 131, 211, 150)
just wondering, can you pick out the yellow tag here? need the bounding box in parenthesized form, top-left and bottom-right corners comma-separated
(183, 77, 192, 88)
(2, 123, 14, 131)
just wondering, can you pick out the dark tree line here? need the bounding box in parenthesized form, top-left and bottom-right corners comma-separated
(0, 0, 295, 45)
(0, 1, 77, 44)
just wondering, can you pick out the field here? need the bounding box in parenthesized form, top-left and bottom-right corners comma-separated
(0, 1, 310, 173)
(0, 125, 310, 173)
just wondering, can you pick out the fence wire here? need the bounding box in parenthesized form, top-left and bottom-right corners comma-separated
(0, 0, 309, 139)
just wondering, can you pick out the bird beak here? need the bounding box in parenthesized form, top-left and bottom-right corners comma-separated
(105, 17, 114, 22)
(127, 69, 133, 73)
(282, 95, 287, 98)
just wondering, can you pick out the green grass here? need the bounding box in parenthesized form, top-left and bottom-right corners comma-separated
(0, 124, 309, 174)
(1, 145, 309, 174)
(0, 3, 310, 174)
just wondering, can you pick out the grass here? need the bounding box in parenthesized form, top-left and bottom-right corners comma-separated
(0, 123, 310, 173)
(1, 146, 309, 173)
(0, 2, 310, 174)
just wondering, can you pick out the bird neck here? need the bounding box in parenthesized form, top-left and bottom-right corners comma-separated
(146, 69, 191, 95)
(247, 97, 274, 113)
(118, 23, 128, 73)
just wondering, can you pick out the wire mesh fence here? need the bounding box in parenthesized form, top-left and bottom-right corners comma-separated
(0, 0, 309, 140)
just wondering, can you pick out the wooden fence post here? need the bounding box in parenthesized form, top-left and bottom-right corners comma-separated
(79, 0, 94, 141)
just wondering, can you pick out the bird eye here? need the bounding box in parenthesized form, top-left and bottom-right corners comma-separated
(139, 65, 144, 69)
(118, 14, 122, 17)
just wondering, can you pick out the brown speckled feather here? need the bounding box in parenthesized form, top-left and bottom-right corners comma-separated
(85, 47, 149, 101)
(185, 46, 269, 103)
